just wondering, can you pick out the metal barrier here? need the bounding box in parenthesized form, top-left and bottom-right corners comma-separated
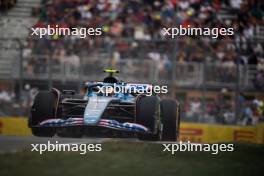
(0, 38, 262, 90)
(2, 52, 259, 89)
(0, 59, 13, 79)
(175, 62, 204, 87)
(255, 25, 264, 40)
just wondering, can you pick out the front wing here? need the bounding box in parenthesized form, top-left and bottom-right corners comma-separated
(38, 118, 149, 133)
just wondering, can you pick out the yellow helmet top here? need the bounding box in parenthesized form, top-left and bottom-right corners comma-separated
(104, 69, 119, 74)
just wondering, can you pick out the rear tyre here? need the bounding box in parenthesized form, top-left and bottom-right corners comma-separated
(136, 96, 160, 140)
(29, 91, 56, 137)
(161, 99, 180, 141)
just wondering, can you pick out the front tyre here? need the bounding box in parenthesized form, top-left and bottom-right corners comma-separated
(136, 96, 161, 140)
(29, 91, 56, 137)
(31, 127, 56, 137)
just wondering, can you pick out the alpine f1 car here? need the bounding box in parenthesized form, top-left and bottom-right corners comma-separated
(28, 69, 181, 141)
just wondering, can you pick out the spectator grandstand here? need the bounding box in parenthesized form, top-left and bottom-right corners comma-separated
(23, 0, 264, 86)
(0, 0, 264, 125)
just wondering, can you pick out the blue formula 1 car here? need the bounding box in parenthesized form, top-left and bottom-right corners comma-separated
(28, 70, 180, 141)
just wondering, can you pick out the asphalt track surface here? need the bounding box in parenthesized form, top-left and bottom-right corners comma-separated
(0, 136, 118, 153)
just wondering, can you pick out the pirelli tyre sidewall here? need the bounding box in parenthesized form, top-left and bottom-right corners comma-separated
(161, 99, 180, 141)
(30, 91, 56, 137)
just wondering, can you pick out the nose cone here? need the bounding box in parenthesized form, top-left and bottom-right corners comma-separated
(83, 97, 116, 125)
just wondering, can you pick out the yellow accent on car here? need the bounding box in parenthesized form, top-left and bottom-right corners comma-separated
(104, 69, 119, 73)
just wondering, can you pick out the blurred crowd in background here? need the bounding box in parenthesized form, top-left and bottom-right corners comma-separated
(28, 0, 263, 60)
(182, 93, 264, 125)
(0, 0, 17, 12)
(31, 0, 262, 41)
(24, 0, 264, 87)
(0, 86, 37, 116)
(1, 0, 264, 125)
